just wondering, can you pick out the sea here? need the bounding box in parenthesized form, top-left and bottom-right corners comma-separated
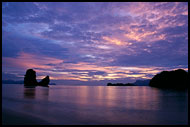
(2, 84, 188, 125)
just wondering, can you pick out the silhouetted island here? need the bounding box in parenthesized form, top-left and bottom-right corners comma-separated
(107, 79, 151, 86)
(24, 69, 50, 87)
(134, 79, 150, 86)
(149, 69, 188, 89)
(107, 83, 135, 86)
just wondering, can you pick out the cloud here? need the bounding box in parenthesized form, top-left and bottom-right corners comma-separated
(2, 2, 188, 83)
(88, 71, 107, 76)
(3, 52, 63, 70)
(112, 39, 188, 67)
(2, 72, 23, 80)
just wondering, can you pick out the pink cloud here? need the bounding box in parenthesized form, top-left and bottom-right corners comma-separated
(3, 52, 63, 70)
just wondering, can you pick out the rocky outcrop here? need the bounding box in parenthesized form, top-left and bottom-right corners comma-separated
(38, 76, 50, 87)
(24, 69, 38, 86)
(24, 69, 50, 87)
(149, 69, 188, 88)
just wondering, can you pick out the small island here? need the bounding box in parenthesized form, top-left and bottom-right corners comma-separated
(107, 83, 135, 86)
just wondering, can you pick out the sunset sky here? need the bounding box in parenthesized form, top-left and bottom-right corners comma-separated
(2, 2, 188, 85)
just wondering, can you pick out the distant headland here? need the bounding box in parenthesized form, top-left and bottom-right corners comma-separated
(107, 83, 135, 86)
(107, 79, 150, 86)
(107, 69, 188, 89)
(149, 69, 188, 88)
(2, 80, 56, 85)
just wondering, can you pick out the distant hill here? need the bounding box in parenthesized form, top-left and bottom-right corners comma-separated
(107, 83, 134, 86)
(49, 83, 56, 85)
(2, 80, 56, 85)
(2, 80, 23, 84)
(134, 79, 150, 86)
(149, 69, 188, 88)
(107, 79, 150, 86)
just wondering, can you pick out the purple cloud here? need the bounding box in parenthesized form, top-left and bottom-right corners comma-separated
(2, 2, 188, 84)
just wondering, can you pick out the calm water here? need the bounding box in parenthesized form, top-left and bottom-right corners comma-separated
(2, 84, 188, 125)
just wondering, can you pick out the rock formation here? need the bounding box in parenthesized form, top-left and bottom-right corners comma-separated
(24, 69, 50, 87)
(149, 69, 188, 88)
(24, 69, 38, 86)
(38, 76, 50, 87)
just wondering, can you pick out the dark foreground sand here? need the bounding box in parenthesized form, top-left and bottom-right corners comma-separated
(2, 108, 51, 125)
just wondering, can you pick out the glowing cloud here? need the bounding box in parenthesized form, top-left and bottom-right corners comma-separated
(102, 36, 132, 46)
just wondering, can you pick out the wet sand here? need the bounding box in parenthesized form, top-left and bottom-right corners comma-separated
(2, 108, 51, 125)
(2, 85, 188, 125)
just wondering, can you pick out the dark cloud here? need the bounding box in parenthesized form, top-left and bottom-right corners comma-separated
(2, 2, 40, 24)
(112, 38, 188, 67)
(162, 25, 188, 36)
(88, 71, 107, 76)
(2, 25, 69, 59)
(2, 72, 23, 80)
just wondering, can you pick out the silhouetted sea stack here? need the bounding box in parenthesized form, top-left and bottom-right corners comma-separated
(38, 76, 50, 87)
(24, 69, 50, 87)
(24, 69, 38, 87)
(149, 69, 188, 89)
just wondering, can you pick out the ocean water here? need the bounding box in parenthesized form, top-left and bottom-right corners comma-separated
(2, 84, 188, 125)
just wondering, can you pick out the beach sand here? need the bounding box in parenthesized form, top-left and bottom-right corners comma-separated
(2, 108, 51, 125)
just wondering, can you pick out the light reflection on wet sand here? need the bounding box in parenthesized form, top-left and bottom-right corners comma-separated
(2, 85, 188, 125)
